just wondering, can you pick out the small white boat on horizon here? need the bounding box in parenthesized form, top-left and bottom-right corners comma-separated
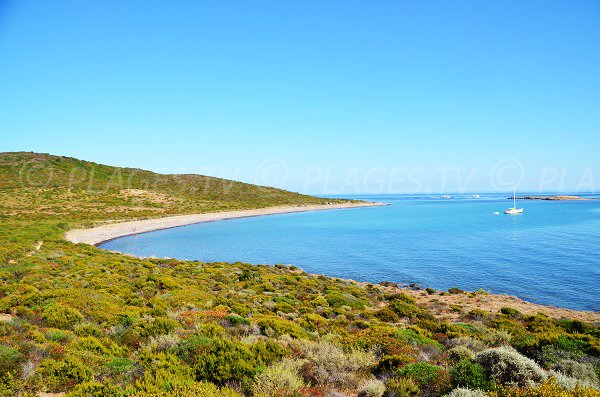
(472, 194, 480, 198)
(441, 194, 451, 199)
(504, 186, 524, 214)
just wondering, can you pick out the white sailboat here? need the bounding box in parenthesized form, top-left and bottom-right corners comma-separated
(504, 186, 523, 214)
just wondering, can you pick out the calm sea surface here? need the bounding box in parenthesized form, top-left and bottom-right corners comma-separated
(101, 194, 600, 311)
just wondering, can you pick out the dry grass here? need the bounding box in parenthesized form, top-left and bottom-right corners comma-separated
(398, 288, 600, 323)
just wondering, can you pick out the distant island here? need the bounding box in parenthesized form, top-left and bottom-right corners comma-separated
(511, 195, 591, 201)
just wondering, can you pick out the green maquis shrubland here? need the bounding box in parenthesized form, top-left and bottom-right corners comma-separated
(0, 152, 599, 397)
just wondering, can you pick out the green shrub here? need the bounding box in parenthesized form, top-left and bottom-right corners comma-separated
(66, 381, 122, 397)
(375, 307, 399, 323)
(0, 345, 23, 375)
(384, 377, 419, 397)
(445, 388, 486, 397)
(447, 346, 475, 363)
(474, 347, 547, 387)
(292, 339, 375, 388)
(446, 337, 486, 353)
(134, 351, 195, 393)
(388, 300, 422, 319)
(42, 303, 84, 330)
(468, 309, 490, 321)
(500, 307, 522, 318)
(252, 359, 304, 397)
(548, 370, 598, 390)
(74, 322, 102, 337)
(425, 288, 436, 295)
(194, 339, 255, 384)
(45, 329, 74, 343)
(484, 329, 512, 347)
(193, 338, 284, 385)
(376, 354, 415, 373)
(299, 313, 329, 333)
(102, 357, 136, 383)
(133, 317, 180, 339)
(397, 362, 451, 396)
(450, 360, 490, 390)
(130, 382, 242, 397)
(325, 291, 366, 309)
(448, 288, 463, 294)
(533, 345, 583, 367)
(255, 315, 306, 338)
(225, 313, 249, 326)
(37, 356, 92, 392)
(552, 359, 598, 385)
(174, 334, 213, 366)
(358, 379, 385, 397)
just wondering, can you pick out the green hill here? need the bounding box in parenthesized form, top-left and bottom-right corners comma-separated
(0, 151, 340, 225)
(0, 152, 598, 397)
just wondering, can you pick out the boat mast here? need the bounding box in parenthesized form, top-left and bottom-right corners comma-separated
(513, 186, 516, 208)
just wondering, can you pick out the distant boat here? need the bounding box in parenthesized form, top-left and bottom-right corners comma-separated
(472, 194, 480, 198)
(504, 186, 524, 214)
(441, 194, 451, 199)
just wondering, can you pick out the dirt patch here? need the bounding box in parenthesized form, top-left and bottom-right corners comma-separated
(399, 288, 600, 323)
(0, 313, 15, 322)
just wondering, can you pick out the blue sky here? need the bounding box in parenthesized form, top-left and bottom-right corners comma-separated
(1, 1, 599, 194)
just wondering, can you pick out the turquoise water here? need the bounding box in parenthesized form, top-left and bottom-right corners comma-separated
(101, 194, 600, 311)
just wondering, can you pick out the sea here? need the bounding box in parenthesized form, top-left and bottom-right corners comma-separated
(100, 193, 600, 311)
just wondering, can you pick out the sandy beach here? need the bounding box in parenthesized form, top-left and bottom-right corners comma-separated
(65, 201, 384, 246)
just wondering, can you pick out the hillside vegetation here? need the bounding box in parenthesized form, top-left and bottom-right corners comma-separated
(0, 152, 599, 397)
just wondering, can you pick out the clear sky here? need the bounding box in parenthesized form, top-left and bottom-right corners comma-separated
(1, 1, 599, 194)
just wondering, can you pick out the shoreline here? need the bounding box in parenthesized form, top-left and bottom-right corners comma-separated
(65, 201, 386, 246)
(63, 201, 600, 321)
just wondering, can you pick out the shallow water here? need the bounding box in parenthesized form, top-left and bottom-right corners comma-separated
(101, 193, 600, 311)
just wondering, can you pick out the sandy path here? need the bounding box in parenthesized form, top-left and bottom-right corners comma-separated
(65, 202, 385, 246)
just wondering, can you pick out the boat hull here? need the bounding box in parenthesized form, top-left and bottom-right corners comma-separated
(504, 208, 524, 214)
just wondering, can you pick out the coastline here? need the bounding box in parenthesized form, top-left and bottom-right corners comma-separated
(65, 201, 385, 246)
(63, 199, 600, 321)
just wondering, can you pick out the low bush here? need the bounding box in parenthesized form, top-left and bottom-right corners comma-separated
(552, 359, 598, 385)
(101, 357, 136, 384)
(37, 356, 92, 392)
(445, 388, 486, 397)
(376, 353, 416, 373)
(254, 315, 306, 338)
(487, 378, 600, 396)
(252, 359, 304, 397)
(474, 347, 547, 387)
(194, 338, 285, 385)
(548, 370, 598, 390)
(0, 346, 23, 375)
(397, 362, 451, 396)
(375, 307, 400, 323)
(447, 346, 475, 363)
(42, 303, 84, 330)
(66, 381, 122, 397)
(384, 377, 420, 397)
(484, 329, 512, 347)
(358, 379, 385, 397)
(292, 339, 375, 388)
(500, 307, 522, 318)
(450, 359, 491, 390)
(446, 337, 486, 353)
(130, 382, 242, 397)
